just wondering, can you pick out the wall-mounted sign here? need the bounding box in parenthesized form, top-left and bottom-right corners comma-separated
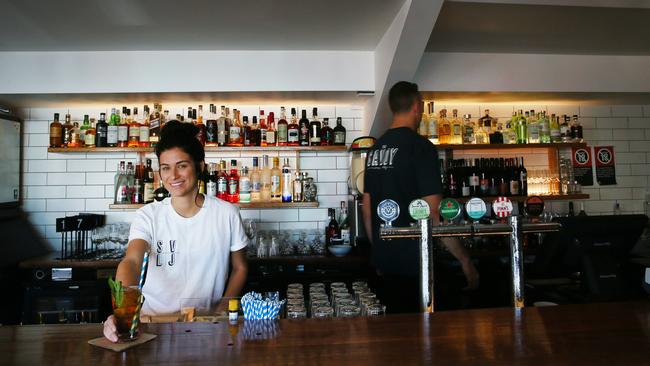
(572, 146, 594, 186)
(595, 146, 617, 186)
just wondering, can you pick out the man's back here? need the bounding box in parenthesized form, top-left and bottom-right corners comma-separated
(364, 127, 441, 275)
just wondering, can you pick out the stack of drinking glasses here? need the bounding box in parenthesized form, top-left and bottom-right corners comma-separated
(284, 281, 386, 319)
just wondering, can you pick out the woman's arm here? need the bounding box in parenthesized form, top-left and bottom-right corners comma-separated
(116, 239, 149, 286)
(217, 248, 248, 312)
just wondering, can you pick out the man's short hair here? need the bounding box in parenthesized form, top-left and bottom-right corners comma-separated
(388, 81, 421, 114)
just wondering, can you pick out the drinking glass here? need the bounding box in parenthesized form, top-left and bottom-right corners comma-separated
(111, 286, 143, 342)
(339, 305, 361, 318)
(366, 303, 387, 317)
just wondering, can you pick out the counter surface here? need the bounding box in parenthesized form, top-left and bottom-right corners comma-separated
(1, 301, 649, 365)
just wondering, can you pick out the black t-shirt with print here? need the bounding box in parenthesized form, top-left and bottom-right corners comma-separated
(364, 127, 441, 276)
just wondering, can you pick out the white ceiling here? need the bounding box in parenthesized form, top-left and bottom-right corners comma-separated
(0, 0, 406, 51)
(427, 1, 650, 55)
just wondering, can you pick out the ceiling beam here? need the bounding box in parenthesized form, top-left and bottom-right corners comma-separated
(365, 0, 444, 137)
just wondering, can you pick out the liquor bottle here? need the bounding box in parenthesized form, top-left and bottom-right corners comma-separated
(571, 115, 583, 142)
(488, 158, 499, 196)
(148, 104, 161, 147)
(427, 102, 439, 144)
(79, 114, 90, 145)
(333, 117, 346, 145)
(299, 109, 310, 146)
(270, 157, 282, 202)
(49, 113, 63, 148)
(242, 116, 252, 146)
(450, 109, 463, 144)
(250, 157, 261, 202)
(325, 208, 340, 246)
(277, 107, 289, 146)
(539, 111, 551, 143)
(281, 158, 292, 202)
(69, 122, 83, 148)
(227, 160, 240, 203)
(117, 108, 129, 148)
(309, 108, 322, 146)
(468, 159, 480, 196)
(258, 110, 268, 147)
(84, 118, 96, 147)
(206, 163, 217, 198)
(114, 161, 127, 204)
(239, 167, 251, 203)
(62, 113, 74, 147)
(206, 104, 218, 147)
(489, 121, 504, 144)
(228, 109, 243, 147)
(127, 107, 140, 148)
(503, 112, 517, 144)
(217, 160, 228, 201)
(549, 114, 561, 143)
(288, 108, 300, 146)
(438, 109, 451, 144)
(138, 106, 150, 147)
(195, 105, 206, 145)
(462, 114, 475, 144)
(577, 202, 587, 216)
(250, 116, 261, 146)
(474, 119, 489, 144)
(320, 118, 334, 145)
(339, 201, 350, 245)
(197, 163, 207, 195)
(153, 181, 169, 202)
(143, 159, 155, 203)
(106, 108, 118, 147)
(516, 110, 528, 144)
(132, 179, 143, 204)
(292, 170, 303, 202)
(217, 106, 229, 147)
(509, 158, 520, 196)
(95, 113, 108, 147)
(260, 155, 272, 202)
(479, 159, 490, 197)
(519, 157, 528, 196)
(527, 110, 540, 144)
(560, 115, 571, 142)
(418, 105, 429, 137)
(266, 112, 276, 146)
(479, 110, 494, 135)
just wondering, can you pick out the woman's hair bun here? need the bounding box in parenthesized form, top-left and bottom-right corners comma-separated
(160, 120, 199, 141)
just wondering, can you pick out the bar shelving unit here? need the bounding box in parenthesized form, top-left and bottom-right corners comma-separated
(108, 201, 319, 210)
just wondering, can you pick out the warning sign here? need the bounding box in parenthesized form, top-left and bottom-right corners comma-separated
(572, 146, 593, 186)
(595, 146, 616, 185)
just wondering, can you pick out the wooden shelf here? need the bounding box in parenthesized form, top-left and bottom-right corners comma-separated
(451, 194, 589, 203)
(109, 201, 319, 210)
(436, 142, 586, 150)
(48, 145, 347, 153)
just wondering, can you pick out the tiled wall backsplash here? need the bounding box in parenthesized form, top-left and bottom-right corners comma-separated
(20, 104, 364, 250)
(18, 102, 650, 250)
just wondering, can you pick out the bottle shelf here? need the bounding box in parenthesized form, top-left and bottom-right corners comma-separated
(451, 194, 589, 203)
(48, 145, 347, 153)
(108, 201, 319, 210)
(436, 142, 586, 150)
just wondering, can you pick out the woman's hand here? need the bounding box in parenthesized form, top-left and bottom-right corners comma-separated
(103, 315, 119, 343)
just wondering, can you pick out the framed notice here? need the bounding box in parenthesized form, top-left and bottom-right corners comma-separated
(595, 146, 617, 185)
(572, 146, 593, 186)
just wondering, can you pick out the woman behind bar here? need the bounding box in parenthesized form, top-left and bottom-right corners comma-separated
(103, 121, 248, 342)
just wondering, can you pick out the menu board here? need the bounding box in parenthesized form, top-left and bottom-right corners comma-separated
(595, 146, 617, 185)
(572, 146, 593, 186)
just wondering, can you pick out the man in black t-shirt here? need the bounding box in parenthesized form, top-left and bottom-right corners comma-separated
(362, 81, 479, 313)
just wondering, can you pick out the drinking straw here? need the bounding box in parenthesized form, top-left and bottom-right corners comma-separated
(129, 251, 149, 339)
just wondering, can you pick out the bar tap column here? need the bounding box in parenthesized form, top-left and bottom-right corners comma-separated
(509, 215, 525, 309)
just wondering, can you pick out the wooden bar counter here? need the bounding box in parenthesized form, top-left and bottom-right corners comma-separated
(2, 301, 650, 365)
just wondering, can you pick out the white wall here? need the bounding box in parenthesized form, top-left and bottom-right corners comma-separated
(20, 103, 365, 250)
(415, 53, 650, 92)
(0, 51, 374, 94)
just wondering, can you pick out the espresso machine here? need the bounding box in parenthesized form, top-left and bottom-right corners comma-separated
(347, 136, 375, 246)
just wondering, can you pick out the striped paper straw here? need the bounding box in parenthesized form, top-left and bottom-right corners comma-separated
(130, 251, 149, 339)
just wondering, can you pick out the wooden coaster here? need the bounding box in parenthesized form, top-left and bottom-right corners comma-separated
(88, 333, 157, 352)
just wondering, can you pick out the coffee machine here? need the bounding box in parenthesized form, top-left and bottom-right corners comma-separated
(347, 136, 375, 246)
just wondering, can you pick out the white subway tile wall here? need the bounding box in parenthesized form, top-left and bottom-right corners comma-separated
(21, 104, 362, 250)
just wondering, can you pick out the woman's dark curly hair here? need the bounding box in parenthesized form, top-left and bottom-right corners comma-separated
(155, 120, 205, 171)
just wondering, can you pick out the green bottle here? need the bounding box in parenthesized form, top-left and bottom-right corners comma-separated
(516, 110, 528, 144)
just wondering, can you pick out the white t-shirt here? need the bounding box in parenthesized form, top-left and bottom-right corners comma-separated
(128, 195, 248, 316)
